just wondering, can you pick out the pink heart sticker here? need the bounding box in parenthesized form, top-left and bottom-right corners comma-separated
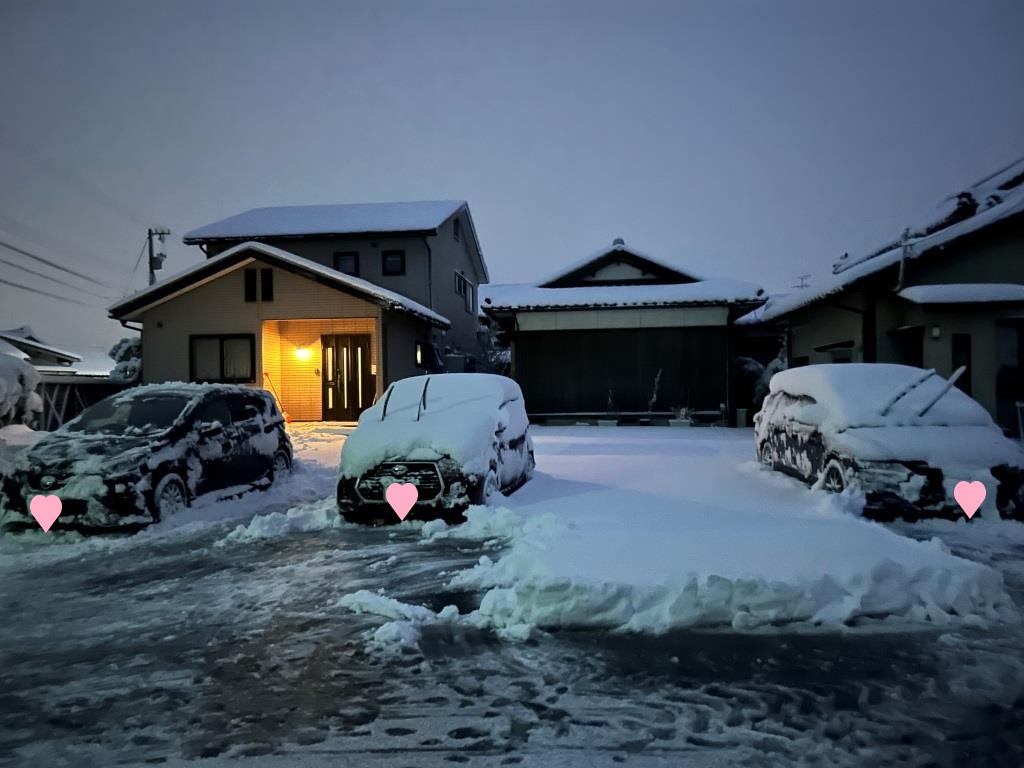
(29, 495, 62, 532)
(385, 483, 418, 521)
(953, 480, 985, 519)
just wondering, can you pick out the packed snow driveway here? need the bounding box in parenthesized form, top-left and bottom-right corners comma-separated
(1, 426, 1022, 767)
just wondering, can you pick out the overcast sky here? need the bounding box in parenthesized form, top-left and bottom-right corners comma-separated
(1, 0, 1022, 352)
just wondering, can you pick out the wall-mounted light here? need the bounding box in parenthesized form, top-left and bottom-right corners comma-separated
(931, 325, 941, 340)
(295, 345, 312, 361)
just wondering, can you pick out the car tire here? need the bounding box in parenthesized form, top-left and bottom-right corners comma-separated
(820, 460, 847, 493)
(270, 450, 291, 483)
(471, 469, 500, 505)
(759, 442, 775, 467)
(150, 473, 188, 522)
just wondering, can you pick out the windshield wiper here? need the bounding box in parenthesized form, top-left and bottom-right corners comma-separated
(879, 369, 936, 417)
(916, 365, 967, 418)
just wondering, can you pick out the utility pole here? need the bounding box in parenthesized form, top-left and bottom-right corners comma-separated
(147, 227, 170, 285)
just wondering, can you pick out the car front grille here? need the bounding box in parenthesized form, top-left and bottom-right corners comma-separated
(356, 462, 443, 503)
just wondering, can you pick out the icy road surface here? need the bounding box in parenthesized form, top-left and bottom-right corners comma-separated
(1, 425, 1022, 767)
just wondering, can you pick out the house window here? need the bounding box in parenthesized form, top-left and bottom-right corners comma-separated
(260, 268, 274, 301)
(333, 251, 359, 276)
(382, 250, 405, 276)
(454, 271, 474, 313)
(189, 334, 255, 383)
(453, 218, 461, 242)
(952, 333, 972, 395)
(244, 269, 257, 302)
(415, 341, 426, 368)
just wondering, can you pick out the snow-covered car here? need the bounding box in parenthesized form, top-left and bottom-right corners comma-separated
(754, 363, 1024, 520)
(336, 373, 534, 524)
(0, 383, 292, 532)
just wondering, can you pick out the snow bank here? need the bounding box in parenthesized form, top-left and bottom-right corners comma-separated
(431, 428, 1019, 639)
(338, 589, 460, 652)
(339, 374, 527, 479)
(219, 498, 339, 544)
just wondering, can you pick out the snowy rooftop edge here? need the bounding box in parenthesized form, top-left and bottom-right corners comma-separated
(897, 283, 1024, 304)
(110, 241, 451, 327)
(739, 169, 1024, 324)
(536, 242, 703, 286)
(183, 200, 466, 242)
(482, 279, 765, 310)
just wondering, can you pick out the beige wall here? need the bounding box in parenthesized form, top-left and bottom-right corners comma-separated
(264, 318, 379, 421)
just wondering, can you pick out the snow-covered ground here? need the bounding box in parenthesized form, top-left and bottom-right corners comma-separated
(1, 424, 1022, 766)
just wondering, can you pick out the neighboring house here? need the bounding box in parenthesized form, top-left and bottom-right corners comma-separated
(110, 200, 489, 421)
(482, 239, 765, 424)
(739, 156, 1024, 433)
(0, 326, 121, 429)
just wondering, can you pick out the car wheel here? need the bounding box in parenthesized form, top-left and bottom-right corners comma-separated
(151, 474, 187, 522)
(821, 460, 847, 493)
(759, 442, 774, 466)
(270, 450, 291, 482)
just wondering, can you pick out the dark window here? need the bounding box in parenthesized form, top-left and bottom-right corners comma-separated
(260, 268, 274, 301)
(453, 218, 461, 241)
(952, 333, 972, 395)
(333, 251, 359, 276)
(454, 272, 474, 313)
(189, 334, 256, 383)
(193, 397, 232, 428)
(244, 269, 257, 302)
(382, 250, 405, 276)
(228, 394, 264, 423)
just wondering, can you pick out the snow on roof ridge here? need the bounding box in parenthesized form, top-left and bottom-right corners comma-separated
(0, 327, 82, 362)
(482, 278, 764, 311)
(110, 241, 450, 328)
(536, 241, 702, 287)
(183, 200, 466, 242)
(742, 178, 1024, 324)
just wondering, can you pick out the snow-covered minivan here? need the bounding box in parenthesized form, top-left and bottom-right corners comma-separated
(0, 384, 292, 532)
(755, 363, 1024, 520)
(336, 373, 534, 524)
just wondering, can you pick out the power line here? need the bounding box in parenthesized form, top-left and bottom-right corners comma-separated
(0, 238, 113, 290)
(0, 276, 105, 308)
(0, 254, 114, 300)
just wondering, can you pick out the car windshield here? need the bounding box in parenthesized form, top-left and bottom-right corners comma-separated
(66, 394, 192, 435)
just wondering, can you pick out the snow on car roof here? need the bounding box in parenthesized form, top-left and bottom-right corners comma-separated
(340, 374, 525, 478)
(109, 382, 265, 403)
(769, 363, 994, 430)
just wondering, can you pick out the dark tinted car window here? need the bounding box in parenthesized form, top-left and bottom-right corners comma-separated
(193, 398, 232, 427)
(68, 394, 191, 435)
(228, 395, 263, 423)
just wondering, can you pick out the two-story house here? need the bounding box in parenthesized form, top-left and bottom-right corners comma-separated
(108, 201, 489, 421)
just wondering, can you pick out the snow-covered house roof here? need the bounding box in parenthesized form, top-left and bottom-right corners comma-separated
(0, 326, 81, 364)
(537, 239, 702, 287)
(483, 239, 764, 312)
(738, 156, 1024, 325)
(183, 200, 489, 283)
(184, 200, 467, 242)
(483, 280, 765, 311)
(108, 241, 450, 328)
(897, 283, 1024, 304)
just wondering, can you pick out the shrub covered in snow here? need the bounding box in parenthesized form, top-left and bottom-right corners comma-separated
(109, 337, 142, 383)
(0, 354, 42, 428)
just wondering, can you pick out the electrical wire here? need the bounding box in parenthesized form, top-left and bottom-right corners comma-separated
(0, 276, 105, 308)
(0, 238, 113, 289)
(0, 255, 115, 300)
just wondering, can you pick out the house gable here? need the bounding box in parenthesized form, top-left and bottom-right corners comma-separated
(540, 242, 700, 288)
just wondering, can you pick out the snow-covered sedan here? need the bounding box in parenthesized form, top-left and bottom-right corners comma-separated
(336, 373, 534, 525)
(754, 363, 1024, 520)
(0, 384, 292, 532)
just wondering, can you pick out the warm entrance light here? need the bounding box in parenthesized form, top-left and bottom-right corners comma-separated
(295, 345, 312, 361)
